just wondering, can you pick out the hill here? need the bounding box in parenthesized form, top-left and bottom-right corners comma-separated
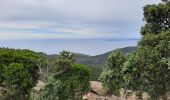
(75, 46, 137, 68)
(45, 46, 137, 80)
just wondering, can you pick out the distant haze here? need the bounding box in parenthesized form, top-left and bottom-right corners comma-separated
(0, 39, 138, 56)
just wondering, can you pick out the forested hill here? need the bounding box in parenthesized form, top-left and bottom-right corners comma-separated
(47, 46, 137, 68)
(74, 46, 137, 68)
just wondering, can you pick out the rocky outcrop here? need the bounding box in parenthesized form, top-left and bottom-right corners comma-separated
(83, 81, 148, 100)
(90, 81, 107, 96)
(83, 92, 120, 100)
(83, 81, 123, 100)
(83, 81, 118, 100)
(33, 80, 170, 100)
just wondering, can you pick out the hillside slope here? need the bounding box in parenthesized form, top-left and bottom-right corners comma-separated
(75, 46, 137, 68)
(45, 46, 137, 80)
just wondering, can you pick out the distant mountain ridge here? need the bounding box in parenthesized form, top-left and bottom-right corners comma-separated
(46, 46, 137, 68)
(45, 46, 137, 80)
(74, 46, 137, 67)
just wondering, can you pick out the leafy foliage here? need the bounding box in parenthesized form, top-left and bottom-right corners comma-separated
(45, 47, 137, 81)
(89, 66, 102, 81)
(100, 1, 170, 99)
(122, 2, 170, 99)
(123, 30, 170, 99)
(75, 47, 137, 81)
(0, 48, 40, 99)
(99, 51, 126, 95)
(141, 1, 170, 35)
(38, 51, 90, 100)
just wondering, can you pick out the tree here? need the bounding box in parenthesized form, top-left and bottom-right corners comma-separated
(89, 66, 102, 81)
(123, 30, 170, 99)
(3, 63, 33, 99)
(122, 1, 170, 99)
(38, 51, 90, 100)
(36, 53, 56, 81)
(99, 51, 126, 95)
(54, 51, 74, 77)
(99, 1, 170, 99)
(59, 50, 74, 61)
(0, 48, 40, 99)
(140, 1, 170, 35)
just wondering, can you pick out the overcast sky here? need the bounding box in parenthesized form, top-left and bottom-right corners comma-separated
(0, 0, 161, 39)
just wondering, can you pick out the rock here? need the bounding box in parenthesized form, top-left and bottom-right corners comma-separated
(83, 81, 122, 100)
(0, 86, 7, 96)
(84, 92, 113, 100)
(33, 80, 45, 91)
(84, 81, 161, 100)
(90, 81, 107, 96)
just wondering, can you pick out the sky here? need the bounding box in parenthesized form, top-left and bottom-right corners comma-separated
(0, 0, 161, 39)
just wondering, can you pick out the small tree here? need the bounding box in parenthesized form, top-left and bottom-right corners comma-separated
(3, 63, 33, 99)
(36, 53, 56, 81)
(99, 51, 126, 95)
(38, 51, 90, 100)
(0, 48, 40, 99)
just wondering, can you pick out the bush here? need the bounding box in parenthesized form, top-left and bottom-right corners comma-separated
(0, 48, 40, 99)
(38, 51, 91, 100)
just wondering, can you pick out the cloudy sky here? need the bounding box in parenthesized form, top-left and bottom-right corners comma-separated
(0, 0, 161, 39)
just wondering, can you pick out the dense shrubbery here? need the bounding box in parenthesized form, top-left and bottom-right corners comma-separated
(123, 30, 170, 99)
(0, 50, 91, 100)
(99, 51, 126, 95)
(37, 51, 90, 100)
(89, 66, 102, 81)
(0, 48, 41, 99)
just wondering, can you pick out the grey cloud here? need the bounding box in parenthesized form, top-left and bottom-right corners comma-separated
(0, 0, 160, 21)
(0, 0, 161, 39)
